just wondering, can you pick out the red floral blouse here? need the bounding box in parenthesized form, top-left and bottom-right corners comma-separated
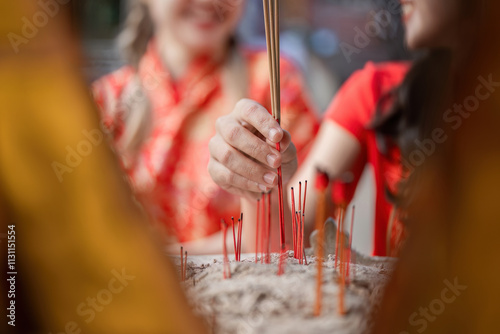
(92, 40, 319, 242)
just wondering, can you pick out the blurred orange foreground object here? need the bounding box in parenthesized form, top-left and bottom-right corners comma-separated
(0, 2, 208, 334)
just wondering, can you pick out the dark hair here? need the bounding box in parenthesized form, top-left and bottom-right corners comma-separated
(371, 50, 452, 208)
(371, 0, 485, 210)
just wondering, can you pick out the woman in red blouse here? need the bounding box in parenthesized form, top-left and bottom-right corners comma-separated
(92, 0, 319, 253)
(210, 0, 470, 257)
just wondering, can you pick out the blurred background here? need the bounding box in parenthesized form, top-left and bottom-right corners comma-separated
(76, 0, 411, 255)
(77, 0, 410, 111)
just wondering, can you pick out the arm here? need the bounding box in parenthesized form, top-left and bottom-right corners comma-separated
(288, 120, 361, 244)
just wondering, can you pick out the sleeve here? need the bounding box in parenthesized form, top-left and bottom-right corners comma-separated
(90, 67, 135, 143)
(0, 56, 206, 333)
(323, 62, 380, 145)
(275, 57, 321, 162)
(323, 62, 382, 206)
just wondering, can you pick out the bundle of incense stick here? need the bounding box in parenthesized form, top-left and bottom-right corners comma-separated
(221, 220, 231, 279)
(291, 181, 308, 264)
(262, 0, 286, 258)
(231, 213, 244, 261)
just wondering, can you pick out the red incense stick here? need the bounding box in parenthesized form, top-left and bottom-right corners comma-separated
(256, 199, 260, 263)
(303, 180, 308, 216)
(261, 193, 266, 264)
(231, 217, 238, 261)
(238, 213, 244, 261)
(291, 187, 297, 257)
(267, 192, 272, 264)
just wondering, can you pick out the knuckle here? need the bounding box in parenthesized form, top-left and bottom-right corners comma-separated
(224, 171, 236, 186)
(247, 141, 263, 160)
(220, 148, 234, 166)
(242, 102, 262, 121)
(227, 125, 242, 143)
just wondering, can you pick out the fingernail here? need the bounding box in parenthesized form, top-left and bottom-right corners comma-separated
(269, 128, 280, 142)
(266, 154, 279, 167)
(259, 184, 269, 193)
(264, 173, 277, 186)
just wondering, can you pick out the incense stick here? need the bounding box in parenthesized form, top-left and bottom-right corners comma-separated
(221, 219, 231, 279)
(231, 217, 237, 261)
(291, 187, 297, 257)
(238, 213, 244, 261)
(256, 199, 260, 263)
(347, 206, 355, 282)
(267, 192, 272, 264)
(263, 0, 285, 257)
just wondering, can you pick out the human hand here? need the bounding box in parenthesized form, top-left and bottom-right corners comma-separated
(208, 99, 297, 200)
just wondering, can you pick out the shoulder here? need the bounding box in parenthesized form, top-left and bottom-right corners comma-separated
(324, 61, 410, 137)
(329, 61, 410, 111)
(347, 61, 410, 93)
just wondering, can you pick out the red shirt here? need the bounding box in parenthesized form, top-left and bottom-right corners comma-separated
(324, 61, 410, 256)
(92, 40, 319, 243)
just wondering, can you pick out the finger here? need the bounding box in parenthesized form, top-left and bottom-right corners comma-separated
(268, 129, 292, 154)
(234, 99, 284, 144)
(208, 155, 273, 194)
(224, 185, 262, 202)
(209, 136, 278, 188)
(280, 136, 297, 164)
(215, 117, 282, 169)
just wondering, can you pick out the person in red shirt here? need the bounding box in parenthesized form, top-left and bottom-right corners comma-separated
(209, 0, 466, 257)
(92, 0, 319, 253)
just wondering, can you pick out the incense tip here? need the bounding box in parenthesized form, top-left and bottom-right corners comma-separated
(314, 168, 330, 191)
